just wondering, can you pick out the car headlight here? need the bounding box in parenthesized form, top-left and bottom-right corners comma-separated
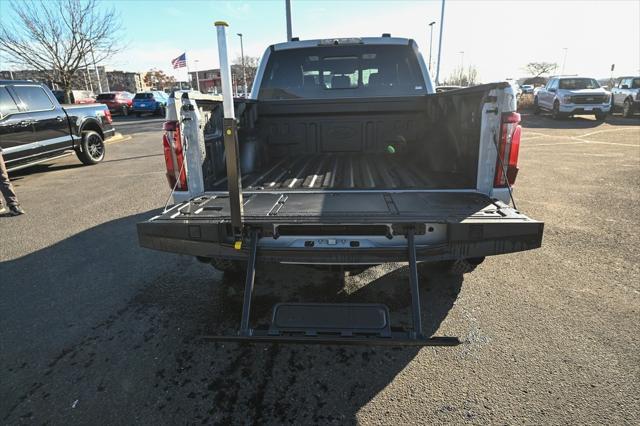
(603, 94, 611, 104)
(562, 95, 572, 103)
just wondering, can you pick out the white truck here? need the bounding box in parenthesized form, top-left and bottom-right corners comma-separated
(138, 31, 543, 345)
(610, 76, 639, 118)
(533, 76, 611, 120)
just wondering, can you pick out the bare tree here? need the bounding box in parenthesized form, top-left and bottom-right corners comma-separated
(143, 69, 176, 91)
(445, 65, 480, 87)
(0, 0, 123, 103)
(231, 55, 260, 92)
(523, 62, 558, 78)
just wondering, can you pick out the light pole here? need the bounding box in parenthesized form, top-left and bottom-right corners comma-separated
(237, 33, 248, 97)
(90, 46, 103, 93)
(435, 0, 446, 85)
(458, 51, 464, 69)
(285, 0, 292, 41)
(194, 59, 201, 92)
(561, 47, 568, 75)
(428, 21, 436, 72)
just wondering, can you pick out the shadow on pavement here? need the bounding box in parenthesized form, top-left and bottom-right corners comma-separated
(1, 209, 462, 424)
(8, 158, 83, 180)
(521, 113, 604, 129)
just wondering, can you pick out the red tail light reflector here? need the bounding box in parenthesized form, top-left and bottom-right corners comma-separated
(494, 112, 521, 187)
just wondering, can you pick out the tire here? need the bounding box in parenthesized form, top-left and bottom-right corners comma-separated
(210, 257, 246, 275)
(121, 105, 128, 116)
(623, 99, 633, 118)
(533, 97, 540, 115)
(551, 101, 563, 120)
(75, 130, 105, 165)
(594, 111, 606, 121)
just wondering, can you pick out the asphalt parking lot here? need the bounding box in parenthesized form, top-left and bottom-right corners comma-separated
(1, 113, 638, 424)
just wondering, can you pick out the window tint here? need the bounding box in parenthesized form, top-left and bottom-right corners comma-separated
(0, 87, 20, 117)
(259, 45, 427, 100)
(96, 94, 116, 100)
(13, 85, 54, 111)
(134, 93, 154, 99)
(632, 78, 640, 89)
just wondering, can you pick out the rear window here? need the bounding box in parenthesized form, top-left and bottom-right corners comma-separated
(96, 94, 116, 100)
(134, 93, 154, 100)
(12, 85, 54, 111)
(558, 78, 600, 90)
(632, 78, 640, 89)
(258, 44, 427, 100)
(0, 87, 20, 117)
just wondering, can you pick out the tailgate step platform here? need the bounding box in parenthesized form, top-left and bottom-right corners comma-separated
(269, 303, 392, 337)
(200, 228, 461, 346)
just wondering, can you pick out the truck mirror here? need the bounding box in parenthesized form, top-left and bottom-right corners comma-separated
(621, 84, 629, 89)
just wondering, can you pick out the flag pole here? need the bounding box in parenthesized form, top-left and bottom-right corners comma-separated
(185, 52, 190, 90)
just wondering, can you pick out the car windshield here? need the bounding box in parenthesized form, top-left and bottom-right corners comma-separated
(134, 93, 154, 99)
(259, 44, 427, 100)
(96, 94, 116, 100)
(632, 78, 640, 89)
(558, 78, 600, 90)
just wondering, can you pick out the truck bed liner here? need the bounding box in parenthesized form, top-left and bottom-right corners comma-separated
(209, 153, 471, 191)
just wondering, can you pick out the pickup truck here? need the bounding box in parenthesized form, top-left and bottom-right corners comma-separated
(137, 35, 544, 345)
(533, 76, 611, 120)
(611, 76, 639, 118)
(0, 80, 114, 172)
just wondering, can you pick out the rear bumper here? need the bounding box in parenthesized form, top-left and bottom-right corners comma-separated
(132, 104, 159, 112)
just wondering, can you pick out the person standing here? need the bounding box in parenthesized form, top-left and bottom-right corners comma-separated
(0, 147, 25, 216)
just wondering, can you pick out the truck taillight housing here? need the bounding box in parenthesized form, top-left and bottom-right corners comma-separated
(162, 120, 188, 191)
(104, 109, 112, 124)
(494, 112, 521, 188)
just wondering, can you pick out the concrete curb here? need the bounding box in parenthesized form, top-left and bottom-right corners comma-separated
(106, 133, 132, 145)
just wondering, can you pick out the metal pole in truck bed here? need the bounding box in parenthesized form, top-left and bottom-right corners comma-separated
(215, 21, 244, 237)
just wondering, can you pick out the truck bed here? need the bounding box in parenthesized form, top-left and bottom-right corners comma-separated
(209, 153, 471, 191)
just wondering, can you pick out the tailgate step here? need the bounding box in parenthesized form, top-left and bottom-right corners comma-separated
(269, 303, 391, 337)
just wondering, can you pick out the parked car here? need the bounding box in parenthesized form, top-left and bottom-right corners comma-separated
(131, 91, 168, 117)
(521, 84, 534, 94)
(96, 91, 134, 116)
(533, 76, 611, 120)
(0, 80, 114, 171)
(52, 89, 96, 104)
(137, 36, 544, 345)
(611, 76, 639, 118)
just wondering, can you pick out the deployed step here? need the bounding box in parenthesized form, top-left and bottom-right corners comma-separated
(268, 303, 392, 337)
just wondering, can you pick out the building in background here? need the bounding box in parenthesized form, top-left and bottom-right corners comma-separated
(106, 70, 143, 93)
(188, 69, 222, 94)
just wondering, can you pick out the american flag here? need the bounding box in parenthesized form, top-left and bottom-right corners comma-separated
(171, 53, 186, 69)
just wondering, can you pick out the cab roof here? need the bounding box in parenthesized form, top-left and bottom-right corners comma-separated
(271, 36, 414, 51)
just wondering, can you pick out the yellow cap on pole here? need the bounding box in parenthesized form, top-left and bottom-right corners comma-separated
(214, 21, 228, 27)
(234, 240, 242, 250)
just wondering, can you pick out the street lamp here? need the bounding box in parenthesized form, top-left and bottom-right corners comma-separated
(237, 33, 248, 97)
(428, 21, 436, 72)
(194, 59, 201, 92)
(561, 47, 568, 75)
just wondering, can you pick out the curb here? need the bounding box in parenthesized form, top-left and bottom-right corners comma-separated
(106, 133, 132, 145)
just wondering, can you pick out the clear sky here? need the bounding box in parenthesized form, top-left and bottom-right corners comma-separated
(2, 0, 640, 82)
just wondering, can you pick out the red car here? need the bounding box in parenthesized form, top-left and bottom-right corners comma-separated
(96, 91, 134, 115)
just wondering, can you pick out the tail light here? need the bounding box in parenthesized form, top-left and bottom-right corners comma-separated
(162, 120, 188, 190)
(104, 109, 112, 124)
(494, 112, 521, 187)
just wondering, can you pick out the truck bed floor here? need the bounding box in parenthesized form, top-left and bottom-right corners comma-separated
(210, 153, 470, 191)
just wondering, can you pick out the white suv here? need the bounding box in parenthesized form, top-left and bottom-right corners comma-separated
(534, 77, 611, 120)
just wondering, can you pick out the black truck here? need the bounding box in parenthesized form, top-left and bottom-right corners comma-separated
(138, 35, 544, 345)
(0, 80, 114, 172)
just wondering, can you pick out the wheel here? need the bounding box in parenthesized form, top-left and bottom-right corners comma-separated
(594, 111, 606, 121)
(551, 101, 563, 120)
(136, 112, 141, 117)
(157, 105, 166, 117)
(210, 257, 246, 275)
(121, 105, 128, 116)
(533, 97, 540, 115)
(75, 130, 105, 165)
(623, 99, 633, 118)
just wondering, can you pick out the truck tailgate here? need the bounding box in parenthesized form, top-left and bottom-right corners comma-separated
(138, 192, 543, 263)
